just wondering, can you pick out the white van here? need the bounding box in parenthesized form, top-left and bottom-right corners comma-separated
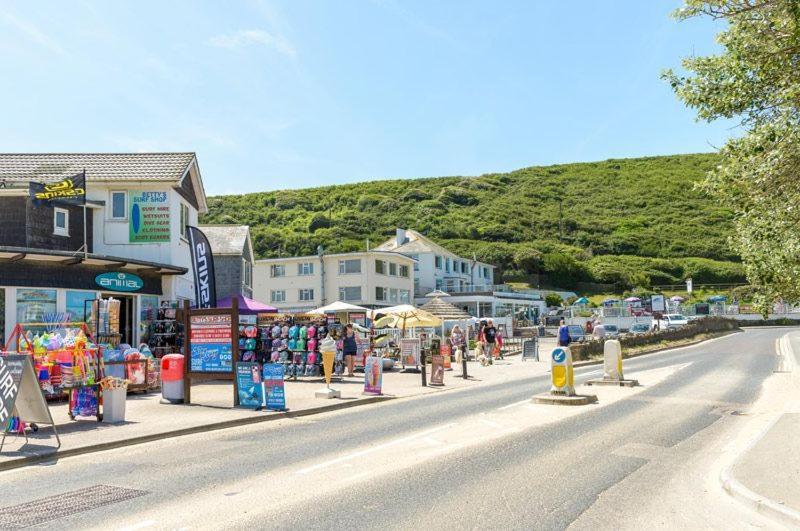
(653, 314, 688, 330)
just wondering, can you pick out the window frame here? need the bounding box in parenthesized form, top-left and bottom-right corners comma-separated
(389, 262, 397, 276)
(375, 286, 388, 302)
(298, 288, 314, 302)
(399, 264, 410, 278)
(109, 191, 127, 221)
(53, 207, 69, 237)
(435, 255, 443, 269)
(270, 290, 286, 303)
(297, 262, 314, 276)
(179, 202, 190, 241)
(339, 286, 362, 302)
(270, 264, 286, 278)
(339, 259, 362, 275)
(375, 259, 386, 275)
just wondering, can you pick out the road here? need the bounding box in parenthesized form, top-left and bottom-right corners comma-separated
(0, 327, 787, 530)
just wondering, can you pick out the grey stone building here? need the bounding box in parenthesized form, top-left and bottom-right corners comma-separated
(198, 225, 254, 300)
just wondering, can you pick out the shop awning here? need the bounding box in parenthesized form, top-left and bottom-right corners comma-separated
(0, 246, 187, 275)
(216, 294, 278, 315)
(308, 301, 369, 314)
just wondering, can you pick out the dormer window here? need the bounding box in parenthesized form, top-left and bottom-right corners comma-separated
(53, 208, 69, 237)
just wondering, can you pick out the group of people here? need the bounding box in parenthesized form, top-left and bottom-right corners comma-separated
(449, 319, 504, 366)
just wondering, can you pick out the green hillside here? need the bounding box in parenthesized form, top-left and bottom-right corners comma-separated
(201, 153, 745, 290)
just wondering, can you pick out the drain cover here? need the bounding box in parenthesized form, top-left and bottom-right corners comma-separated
(0, 484, 147, 529)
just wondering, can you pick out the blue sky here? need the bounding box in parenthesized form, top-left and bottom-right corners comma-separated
(0, 1, 731, 195)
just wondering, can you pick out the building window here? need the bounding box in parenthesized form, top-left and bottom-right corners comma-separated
(339, 286, 362, 301)
(410, 254, 419, 271)
(399, 289, 411, 303)
(435, 255, 443, 269)
(297, 262, 314, 276)
(446, 257, 451, 273)
(65, 290, 95, 322)
(16, 288, 57, 324)
(179, 203, 190, 240)
(389, 262, 397, 276)
(270, 290, 286, 303)
(53, 208, 69, 237)
(110, 191, 127, 219)
(339, 259, 361, 275)
(270, 264, 286, 278)
(399, 264, 409, 278)
(299, 288, 314, 302)
(242, 259, 252, 288)
(375, 259, 386, 275)
(483, 266, 489, 279)
(461, 262, 468, 274)
(436, 278, 443, 290)
(375, 287, 388, 302)
(389, 288, 398, 303)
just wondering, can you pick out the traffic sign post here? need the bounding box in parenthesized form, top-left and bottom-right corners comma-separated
(532, 347, 597, 406)
(586, 340, 639, 387)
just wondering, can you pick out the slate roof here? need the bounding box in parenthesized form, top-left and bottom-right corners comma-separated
(0, 153, 196, 183)
(198, 225, 250, 255)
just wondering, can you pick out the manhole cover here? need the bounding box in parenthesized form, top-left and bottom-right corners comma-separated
(0, 484, 147, 529)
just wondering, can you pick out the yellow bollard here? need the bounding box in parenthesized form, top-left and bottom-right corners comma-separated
(550, 346, 575, 396)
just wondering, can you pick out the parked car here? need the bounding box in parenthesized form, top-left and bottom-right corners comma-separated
(653, 314, 688, 330)
(628, 322, 651, 335)
(602, 324, 620, 338)
(567, 324, 586, 343)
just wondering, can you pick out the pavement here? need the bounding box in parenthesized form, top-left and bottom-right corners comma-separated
(719, 330, 800, 527)
(0, 327, 792, 529)
(0, 339, 556, 469)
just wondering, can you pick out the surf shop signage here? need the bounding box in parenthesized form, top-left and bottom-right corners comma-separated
(129, 191, 170, 243)
(95, 272, 144, 292)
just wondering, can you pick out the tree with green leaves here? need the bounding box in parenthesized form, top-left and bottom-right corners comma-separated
(664, 0, 800, 315)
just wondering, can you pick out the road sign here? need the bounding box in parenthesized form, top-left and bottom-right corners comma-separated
(550, 347, 575, 396)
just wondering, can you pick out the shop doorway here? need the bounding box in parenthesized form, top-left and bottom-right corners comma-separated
(101, 293, 135, 346)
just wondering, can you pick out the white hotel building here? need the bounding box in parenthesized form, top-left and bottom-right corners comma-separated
(253, 250, 415, 313)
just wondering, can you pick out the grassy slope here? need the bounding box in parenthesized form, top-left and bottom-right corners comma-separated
(201, 153, 744, 289)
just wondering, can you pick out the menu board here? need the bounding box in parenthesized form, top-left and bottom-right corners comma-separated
(400, 338, 421, 368)
(364, 356, 382, 395)
(262, 363, 286, 411)
(236, 362, 263, 408)
(189, 314, 233, 372)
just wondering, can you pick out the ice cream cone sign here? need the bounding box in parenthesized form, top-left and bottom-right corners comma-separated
(320, 335, 336, 388)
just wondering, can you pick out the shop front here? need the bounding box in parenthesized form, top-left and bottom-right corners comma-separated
(0, 246, 186, 348)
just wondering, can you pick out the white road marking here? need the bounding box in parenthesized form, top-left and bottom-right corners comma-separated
(117, 520, 157, 531)
(295, 423, 457, 475)
(479, 418, 503, 428)
(497, 399, 530, 411)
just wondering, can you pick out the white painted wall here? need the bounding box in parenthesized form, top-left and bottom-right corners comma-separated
(87, 185, 197, 303)
(253, 252, 414, 310)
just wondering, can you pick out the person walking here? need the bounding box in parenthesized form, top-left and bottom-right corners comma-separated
(475, 321, 486, 363)
(342, 324, 358, 377)
(484, 319, 498, 363)
(557, 319, 571, 347)
(450, 325, 466, 363)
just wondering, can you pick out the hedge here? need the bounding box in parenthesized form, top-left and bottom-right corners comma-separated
(569, 317, 740, 361)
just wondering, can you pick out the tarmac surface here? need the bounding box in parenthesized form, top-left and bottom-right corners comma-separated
(0, 328, 790, 529)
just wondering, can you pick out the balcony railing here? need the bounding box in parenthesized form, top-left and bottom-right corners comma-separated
(414, 283, 511, 297)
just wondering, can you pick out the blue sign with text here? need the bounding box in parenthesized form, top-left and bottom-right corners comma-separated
(95, 272, 144, 292)
(262, 363, 286, 411)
